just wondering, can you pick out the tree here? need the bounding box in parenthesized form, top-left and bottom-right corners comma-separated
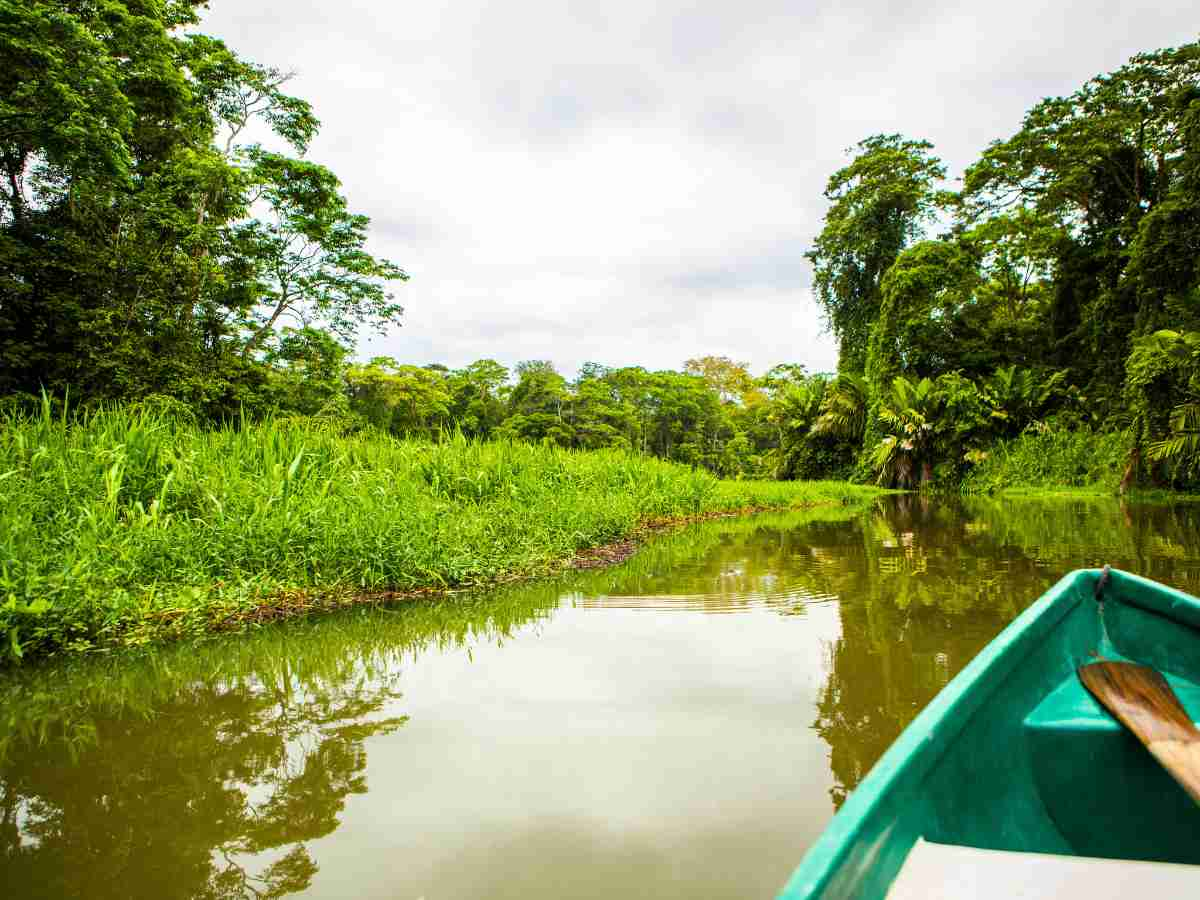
(643, 371, 728, 465)
(869, 374, 992, 487)
(812, 372, 870, 444)
(807, 135, 950, 374)
(759, 363, 809, 398)
(570, 377, 637, 451)
(346, 358, 450, 438)
(266, 327, 351, 417)
(769, 375, 833, 479)
(508, 361, 568, 419)
(0, 2, 406, 413)
(0, 1, 188, 222)
(499, 361, 572, 445)
(965, 209, 1059, 324)
(0, 1, 219, 403)
(683, 355, 760, 405)
(1127, 330, 1200, 480)
(230, 152, 406, 357)
(963, 41, 1200, 392)
(447, 359, 509, 439)
(865, 239, 982, 393)
(982, 365, 1068, 439)
(869, 376, 944, 487)
(1124, 86, 1200, 337)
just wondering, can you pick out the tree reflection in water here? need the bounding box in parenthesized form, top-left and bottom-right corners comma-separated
(0, 665, 406, 898)
(812, 493, 1200, 807)
(0, 588, 563, 899)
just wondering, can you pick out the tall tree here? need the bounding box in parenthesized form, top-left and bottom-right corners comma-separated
(229, 151, 406, 357)
(447, 359, 510, 438)
(807, 135, 949, 374)
(963, 41, 1200, 384)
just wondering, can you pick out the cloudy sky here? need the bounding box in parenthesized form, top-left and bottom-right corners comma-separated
(202, 1, 1196, 378)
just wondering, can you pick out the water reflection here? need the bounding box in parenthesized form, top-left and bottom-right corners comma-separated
(812, 494, 1200, 807)
(0, 658, 414, 898)
(0, 596, 561, 900)
(4, 495, 1200, 898)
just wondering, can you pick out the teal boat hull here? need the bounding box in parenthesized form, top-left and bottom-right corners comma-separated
(779, 568, 1200, 899)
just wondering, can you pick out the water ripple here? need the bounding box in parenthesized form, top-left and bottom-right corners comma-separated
(576, 585, 840, 614)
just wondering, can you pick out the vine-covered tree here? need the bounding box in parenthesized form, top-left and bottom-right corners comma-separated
(807, 135, 950, 374)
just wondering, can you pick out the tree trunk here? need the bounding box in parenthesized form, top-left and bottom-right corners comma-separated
(1118, 447, 1141, 495)
(3, 151, 26, 223)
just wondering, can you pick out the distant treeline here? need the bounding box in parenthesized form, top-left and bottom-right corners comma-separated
(2, 4, 1199, 488)
(292, 352, 846, 480)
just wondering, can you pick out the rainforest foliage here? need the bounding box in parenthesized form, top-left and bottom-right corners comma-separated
(2, 6, 1198, 489)
(0, 1, 404, 414)
(808, 41, 1200, 489)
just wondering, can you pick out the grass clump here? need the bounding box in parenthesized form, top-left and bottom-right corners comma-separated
(0, 401, 879, 661)
(959, 427, 1133, 496)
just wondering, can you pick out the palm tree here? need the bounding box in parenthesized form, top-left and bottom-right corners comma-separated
(768, 377, 829, 478)
(1130, 330, 1200, 484)
(982, 365, 1066, 437)
(870, 376, 942, 487)
(811, 373, 869, 442)
(1149, 401, 1200, 476)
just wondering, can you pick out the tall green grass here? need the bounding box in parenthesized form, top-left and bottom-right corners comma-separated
(959, 427, 1132, 495)
(0, 400, 878, 660)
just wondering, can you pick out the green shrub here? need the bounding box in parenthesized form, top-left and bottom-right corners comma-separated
(959, 426, 1133, 494)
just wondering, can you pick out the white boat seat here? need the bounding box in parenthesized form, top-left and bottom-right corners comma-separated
(888, 839, 1200, 899)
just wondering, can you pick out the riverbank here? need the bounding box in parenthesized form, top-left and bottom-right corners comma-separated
(0, 404, 883, 662)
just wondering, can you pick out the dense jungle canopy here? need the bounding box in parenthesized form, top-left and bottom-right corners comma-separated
(2, 4, 1199, 488)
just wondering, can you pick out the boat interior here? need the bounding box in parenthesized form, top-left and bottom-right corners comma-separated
(892, 577, 1200, 897)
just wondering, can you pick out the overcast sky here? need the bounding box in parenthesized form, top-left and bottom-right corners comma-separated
(202, 1, 1196, 379)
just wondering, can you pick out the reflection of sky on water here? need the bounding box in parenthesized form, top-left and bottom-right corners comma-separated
(310, 602, 840, 899)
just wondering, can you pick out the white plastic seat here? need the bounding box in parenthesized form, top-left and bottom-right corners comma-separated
(888, 839, 1200, 899)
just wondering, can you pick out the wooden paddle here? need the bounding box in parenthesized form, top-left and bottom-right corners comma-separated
(1078, 660, 1200, 805)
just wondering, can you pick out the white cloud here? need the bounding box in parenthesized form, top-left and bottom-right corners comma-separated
(201, 0, 1198, 377)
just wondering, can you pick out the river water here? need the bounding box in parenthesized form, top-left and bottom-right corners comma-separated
(4, 494, 1200, 899)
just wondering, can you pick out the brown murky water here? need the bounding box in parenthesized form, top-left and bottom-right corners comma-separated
(4, 494, 1200, 899)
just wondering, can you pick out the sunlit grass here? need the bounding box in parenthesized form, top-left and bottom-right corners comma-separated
(0, 400, 880, 660)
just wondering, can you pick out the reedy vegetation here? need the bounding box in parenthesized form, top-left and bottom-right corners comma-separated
(0, 400, 879, 661)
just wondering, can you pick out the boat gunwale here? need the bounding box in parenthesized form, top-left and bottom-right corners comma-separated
(1109, 569, 1200, 631)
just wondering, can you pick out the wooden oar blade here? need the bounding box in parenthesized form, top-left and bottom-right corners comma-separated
(1079, 661, 1200, 806)
(1079, 662, 1195, 740)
